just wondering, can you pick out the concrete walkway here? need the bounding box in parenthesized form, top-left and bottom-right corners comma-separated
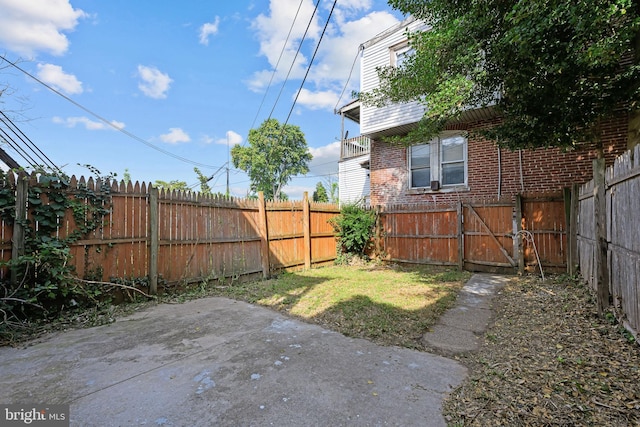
(1, 298, 467, 426)
(422, 273, 510, 355)
(0, 273, 506, 426)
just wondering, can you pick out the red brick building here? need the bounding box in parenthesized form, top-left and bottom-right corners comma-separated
(369, 114, 629, 207)
(338, 17, 631, 208)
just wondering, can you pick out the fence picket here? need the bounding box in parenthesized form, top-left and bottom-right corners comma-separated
(577, 148, 640, 342)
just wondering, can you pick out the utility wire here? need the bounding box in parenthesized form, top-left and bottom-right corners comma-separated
(283, 0, 338, 128)
(0, 56, 220, 170)
(0, 110, 59, 170)
(187, 161, 228, 190)
(250, 0, 306, 131)
(267, 0, 321, 121)
(333, 47, 361, 113)
(0, 128, 42, 168)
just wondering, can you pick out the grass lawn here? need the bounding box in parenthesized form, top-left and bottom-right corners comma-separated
(207, 263, 472, 349)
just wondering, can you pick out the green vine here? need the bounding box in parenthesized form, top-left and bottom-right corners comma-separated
(0, 166, 115, 327)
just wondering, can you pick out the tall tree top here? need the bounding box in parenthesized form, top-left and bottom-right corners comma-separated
(231, 118, 312, 200)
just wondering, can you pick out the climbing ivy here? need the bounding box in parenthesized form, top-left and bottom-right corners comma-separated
(0, 166, 114, 325)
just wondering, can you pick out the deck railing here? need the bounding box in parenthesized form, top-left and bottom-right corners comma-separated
(340, 136, 371, 160)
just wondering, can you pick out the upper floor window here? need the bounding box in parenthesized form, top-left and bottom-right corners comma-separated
(391, 42, 415, 67)
(409, 134, 467, 189)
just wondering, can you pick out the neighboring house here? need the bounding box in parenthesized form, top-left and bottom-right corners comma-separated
(337, 98, 371, 206)
(337, 135, 370, 207)
(338, 17, 629, 207)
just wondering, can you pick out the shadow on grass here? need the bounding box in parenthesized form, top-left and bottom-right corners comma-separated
(315, 292, 458, 349)
(207, 264, 470, 350)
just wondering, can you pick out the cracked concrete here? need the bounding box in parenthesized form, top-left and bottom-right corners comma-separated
(422, 273, 510, 356)
(1, 297, 468, 426)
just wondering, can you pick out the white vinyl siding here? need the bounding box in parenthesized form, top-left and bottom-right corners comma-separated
(338, 154, 370, 206)
(360, 18, 429, 137)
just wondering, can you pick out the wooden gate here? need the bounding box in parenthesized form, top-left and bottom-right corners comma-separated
(376, 196, 567, 273)
(462, 202, 516, 272)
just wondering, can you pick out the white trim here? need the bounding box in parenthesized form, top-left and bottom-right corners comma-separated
(408, 133, 468, 189)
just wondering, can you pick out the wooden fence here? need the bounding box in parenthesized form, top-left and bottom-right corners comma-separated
(577, 145, 640, 341)
(0, 173, 339, 292)
(376, 195, 568, 274)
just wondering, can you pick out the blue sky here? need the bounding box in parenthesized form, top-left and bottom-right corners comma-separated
(0, 0, 404, 199)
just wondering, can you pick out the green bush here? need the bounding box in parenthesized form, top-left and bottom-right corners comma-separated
(329, 204, 376, 258)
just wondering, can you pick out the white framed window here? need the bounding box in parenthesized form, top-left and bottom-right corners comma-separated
(409, 134, 467, 189)
(390, 42, 415, 67)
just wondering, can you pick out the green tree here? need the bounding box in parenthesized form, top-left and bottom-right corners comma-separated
(328, 181, 339, 204)
(231, 118, 312, 200)
(193, 167, 212, 195)
(312, 182, 329, 202)
(154, 180, 188, 191)
(362, 0, 640, 152)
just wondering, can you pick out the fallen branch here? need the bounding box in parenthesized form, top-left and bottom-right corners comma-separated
(0, 297, 45, 310)
(592, 398, 627, 414)
(75, 279, 155, 299)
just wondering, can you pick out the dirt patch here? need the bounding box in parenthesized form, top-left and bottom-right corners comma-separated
(443, 275, 640, 426)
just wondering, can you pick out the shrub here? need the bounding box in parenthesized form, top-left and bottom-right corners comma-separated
(329, 204, 376, 258)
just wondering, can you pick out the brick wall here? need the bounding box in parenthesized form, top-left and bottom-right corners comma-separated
(370, 113, 629, 207)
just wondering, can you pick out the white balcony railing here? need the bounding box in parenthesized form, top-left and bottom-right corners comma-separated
(340, 136, 371, 160)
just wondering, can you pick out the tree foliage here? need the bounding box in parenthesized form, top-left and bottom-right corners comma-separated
(312, 181, 329, 202)
(362, 0, 640, 151)
(231, 119, 312, 200)
(193, 167, 212, 195)
(153, 180, 188, 191)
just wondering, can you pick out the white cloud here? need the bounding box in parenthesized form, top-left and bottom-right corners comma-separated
(295, 88, 339, 111)
(199, 17, 220, 45)
(160, 128, 190, 144)
(247, 0, 321, 91)
(36, 63, 83, 95)
(137, 65, 173, 99)
(0, 0, 87, 56)
(214, 130, 243, 146)
(313, 11, 399, 86)
(309, 141, 340, 174)
(52, 116, 125, 131)
(281, 183, 314, 201)
(248, 2, 400, 109)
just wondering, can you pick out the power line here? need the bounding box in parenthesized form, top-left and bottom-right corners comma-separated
(0, 110, 59, 170)
(267, 0, 322, 121)
(283, 0, 338, 128)
(0, 55, 220, 170)
(334, 47, 362, 113)
(250, 0, 306, 131)
(0, 130, 40, 168)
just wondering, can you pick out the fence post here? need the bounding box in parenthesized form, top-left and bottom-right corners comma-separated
(593, 158, 609, 315)
(374, 205, 382, 259)
(303, 192, 311, 269)
(568, 184, 579, 276)
(149, 186, 159, 295)
(563, 187, 572, 274)
(257, 192, 270, 278)
(457, 201, 464, 270)
(515, 194, 525, 275)
(11, 173, 27, 285)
